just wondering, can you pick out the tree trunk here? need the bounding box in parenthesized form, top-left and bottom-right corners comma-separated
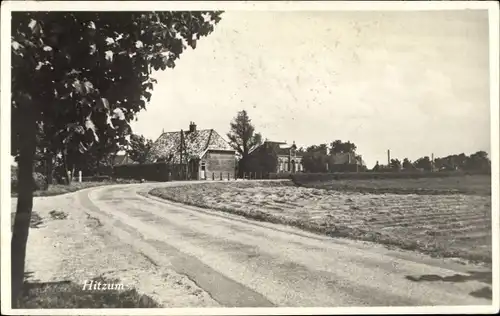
(11, 95, 37, 307)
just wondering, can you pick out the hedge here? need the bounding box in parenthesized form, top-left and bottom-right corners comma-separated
(113, 163, 171, 181)
(81, 175, 112, 182)
(11, 167, 47, 193)
(268, 172, 293, 179)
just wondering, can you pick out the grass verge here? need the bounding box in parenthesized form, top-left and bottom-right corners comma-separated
(17, 276, 161, 308)
(11, 179, 144, 198)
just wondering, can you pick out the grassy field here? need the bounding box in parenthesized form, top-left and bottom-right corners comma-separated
(293, 174, 491, 196)
(150, 177, 492, 265)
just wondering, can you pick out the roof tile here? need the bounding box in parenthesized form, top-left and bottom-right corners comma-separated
(148, 129, 234, 163)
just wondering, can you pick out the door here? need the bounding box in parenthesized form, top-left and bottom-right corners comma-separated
(200, 161, 206, 180)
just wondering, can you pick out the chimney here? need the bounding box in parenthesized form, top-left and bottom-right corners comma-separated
(387, 149, 391, 166)
(189, 121, 196, 133)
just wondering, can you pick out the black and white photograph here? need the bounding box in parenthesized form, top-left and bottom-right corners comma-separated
(1, 1, 499, 315)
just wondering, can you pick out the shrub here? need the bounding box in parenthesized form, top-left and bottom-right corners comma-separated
(81, 175, 112, 182)
(11, 167, 47, 192)
(113, 162, 170, 181)
(33, 172, 47, 191)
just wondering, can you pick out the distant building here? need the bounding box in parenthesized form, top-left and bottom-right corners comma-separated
(113, 152, 137, 165)
(328, 152, 365, 172)
(147, 122, 236, 180)
(248, 140, 304, 174)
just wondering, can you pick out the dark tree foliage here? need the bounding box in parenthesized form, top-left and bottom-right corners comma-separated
(127, 134, 153, 164)
(227, 110, 262, 175)
(302, 144, 329, 173)
(10, 11, 222, 306)
(329, 140, 357, 155)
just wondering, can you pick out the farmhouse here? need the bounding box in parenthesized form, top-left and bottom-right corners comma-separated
(147, 122, 236, 180)
(248, 140, 304, 174)
(113, 152, 137, 165)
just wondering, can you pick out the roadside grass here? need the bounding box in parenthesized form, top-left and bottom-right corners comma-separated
(11, 179, 144, 198)
(17, 276, 160, 308)
(149, 180, 492, 265)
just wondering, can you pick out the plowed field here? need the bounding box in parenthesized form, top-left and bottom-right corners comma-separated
(150, 177, 492, 265)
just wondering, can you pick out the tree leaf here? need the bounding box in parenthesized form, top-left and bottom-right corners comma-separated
(112, 108, 125, 120)
(83, 81, 94, 94)
(85, 116, 99, 142)
(99, 97, 110, 111)
(104, 50, 114, 63)
(72, 80, 83, 94)
(28, 19, 42, 36)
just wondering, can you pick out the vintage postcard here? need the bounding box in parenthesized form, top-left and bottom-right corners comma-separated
(1, 1, 499, 315)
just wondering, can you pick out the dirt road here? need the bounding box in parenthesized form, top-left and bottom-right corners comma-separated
(69, 181, 493, 307)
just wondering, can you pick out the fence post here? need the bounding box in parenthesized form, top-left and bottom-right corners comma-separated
(220, 172, 222, 180)
(243, 172, 246, 180)
(227, 172, 230, 180)
(212, 172, 215, 181)
(78, 171, 82, 183)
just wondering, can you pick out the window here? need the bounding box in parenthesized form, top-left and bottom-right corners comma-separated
(201, 161, 206, 171)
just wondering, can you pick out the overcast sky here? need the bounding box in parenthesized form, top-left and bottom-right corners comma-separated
(131, 10, 491, 168)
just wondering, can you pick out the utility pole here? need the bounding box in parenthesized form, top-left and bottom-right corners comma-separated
(387, 149, 391, 167)
(431, 152, 434, 172)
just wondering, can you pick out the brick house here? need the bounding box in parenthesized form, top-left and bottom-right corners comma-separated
(247, 140, 304, 174)
(147, 122, 236, 180)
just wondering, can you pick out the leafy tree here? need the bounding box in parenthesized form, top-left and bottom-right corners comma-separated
(414, 156, 432, 171)
(430, 151, 489, 172)
(402, 158, 414, 170)
(227, 110, 262, 176)
(75, 136, 124, 177)
(390, 158, 402, 171)
(126, 133, 153, 164)
(10, 11, 222, 306)
(465, 151, 490, 171)
(329, 140, 357, 155)
(302, 144, 329, 172)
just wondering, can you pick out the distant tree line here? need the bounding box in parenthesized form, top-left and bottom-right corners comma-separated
(373, 151, 491, 173)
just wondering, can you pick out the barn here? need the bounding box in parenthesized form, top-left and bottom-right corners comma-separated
(147, 122, 236, 180)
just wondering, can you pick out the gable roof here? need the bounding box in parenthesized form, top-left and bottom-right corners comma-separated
(249, 141, 303, 157)
(147, 128, 234, 163)
(113, 153, 137, 165)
